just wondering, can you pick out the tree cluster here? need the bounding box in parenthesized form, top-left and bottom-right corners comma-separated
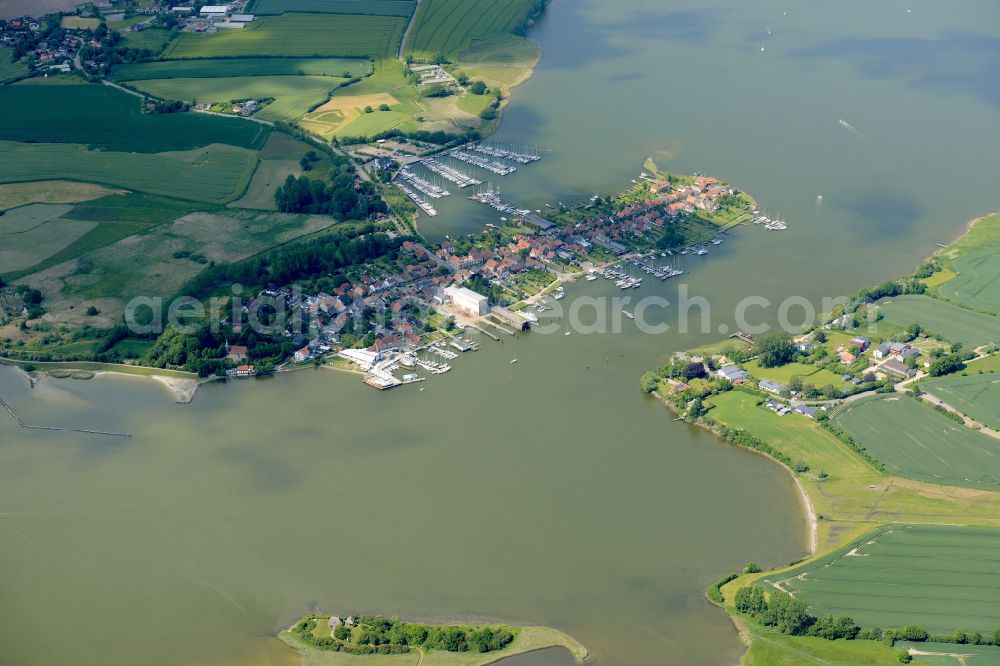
(274, 172, 386, 219)
(754, 331, 796, 368)
(292, 615, 513, 655)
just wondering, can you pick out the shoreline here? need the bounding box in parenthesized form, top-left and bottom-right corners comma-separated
(280, 614, 588, 666)
(669, 209, 1000, 663)
(0, 358, 201, 403)
(649, 390, 817, 556)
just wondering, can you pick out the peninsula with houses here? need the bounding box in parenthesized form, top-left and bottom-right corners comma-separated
(642, 212, 1000, 664)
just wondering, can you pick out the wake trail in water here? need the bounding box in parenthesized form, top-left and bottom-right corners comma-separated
(838, 118, 869, 140)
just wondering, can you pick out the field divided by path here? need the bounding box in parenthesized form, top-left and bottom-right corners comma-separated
(775, 524, 1000, 633)
(247, 0, 415, 16)
(405, 0, 537, 56)
(876, 295, 1000, 348)
(0, 141, 259, 205)
(0, 81, 268, 151)
(922, 372, 1000, 432)
(110, 57, 371, 81)
(163, 14, 406, 58)
(831, 394, 1000, 491)
(129, 75, 343, 124)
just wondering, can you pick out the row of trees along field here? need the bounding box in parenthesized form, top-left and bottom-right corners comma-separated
(735, 584, 1000, 656)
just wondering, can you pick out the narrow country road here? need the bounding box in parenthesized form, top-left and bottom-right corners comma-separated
(397, 0, 421, 60)
(919, 391, 1000, 442)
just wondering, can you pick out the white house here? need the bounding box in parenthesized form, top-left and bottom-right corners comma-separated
(444, 285, 489, 316)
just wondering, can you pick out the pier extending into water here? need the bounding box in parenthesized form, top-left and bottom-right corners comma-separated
(0, 395, 133, 438)
(448, 149, 517, 175)
(419, 157, 481, 188)
(470, 141, 542, 164)
(394, 181, 437, 216)
(398, 167, 449, 198)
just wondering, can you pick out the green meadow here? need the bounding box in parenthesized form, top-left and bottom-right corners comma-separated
(0, 81, 269, 151)
(129, 75, 343, 123)
(0, 141, 259, 205)
(0, 47, 29, 82)
(743, 360, 852, 388)
(831, 394, 1000, 490)
(922, 371, 1000, 431)
(248, 0, 415, 16)
(933, 213, 1000, 315)
(110, 57, 370, 81)
(771, 524, 1000, 634)
(0, 204, 96, 274)
(875, 295, 1000, 348)
(405, 0, 538, 57)
(893, 642, 1000, 665)
(163, 13, 406, 58)
(120, 27, 174, 53)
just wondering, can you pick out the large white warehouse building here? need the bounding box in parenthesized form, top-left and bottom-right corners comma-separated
(444, 286, 489, 316)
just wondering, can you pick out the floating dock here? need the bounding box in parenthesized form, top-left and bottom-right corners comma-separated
(449, 150, 517, 175)
(469, 141, 542, 164)
(398, 167, 449, 198)
(420, 157, 481, 188)
(395, 181, 437, 216)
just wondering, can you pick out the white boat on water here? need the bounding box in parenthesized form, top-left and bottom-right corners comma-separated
(564, 331, 572, 336)
(586, 274, 598, 281)
(553, 292, 565, 300)
(510, 358, 518, 364)
(622, 310, 635, 320)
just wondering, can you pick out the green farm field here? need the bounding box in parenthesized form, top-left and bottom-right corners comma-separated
(894, 642, 1000, 665)
(1, 193, 208, 280)
(120, 27, 174, 53)
(875, 295, 1000, 348)
(0, 81, 269, 151)
(771, 524, 1000, 634)
(0, 204, 96, 273)
(934, 213, 1000, 314)
(831, 394, 1000, 490)
(163, 13, 406, 58)
(0, 141, 259, 205)
(405, 0, 537, 57)
(299, 60, 482, 137)
(0, 47, 29, 82)
(248, 0, 415, 16)
(110, 57, 370, 81)
(129, 75, 343, 123)
(40, 209, 340, 307)
(739, 620, 934, 666)
(922, 371, 1000, 431)
(743, 360, 852, 388)
(705, 390, 1000, 552)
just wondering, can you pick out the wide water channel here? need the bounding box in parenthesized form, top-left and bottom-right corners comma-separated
(2, 0, 999, 664)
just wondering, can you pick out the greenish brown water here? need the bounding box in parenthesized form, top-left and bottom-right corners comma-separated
(2, 1, 999, 665)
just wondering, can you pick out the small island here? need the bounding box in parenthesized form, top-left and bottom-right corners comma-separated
(280, 613, 588, 666)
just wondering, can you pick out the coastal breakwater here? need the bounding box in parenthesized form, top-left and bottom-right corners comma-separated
(0, 394, 132, 439)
